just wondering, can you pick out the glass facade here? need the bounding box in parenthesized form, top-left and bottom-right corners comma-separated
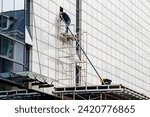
(0, 0, 29, 73)
(0, 36, 14, 59)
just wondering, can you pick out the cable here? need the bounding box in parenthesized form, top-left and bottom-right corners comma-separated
(60, 14, 105, 85)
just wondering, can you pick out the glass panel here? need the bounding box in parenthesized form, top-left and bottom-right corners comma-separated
(0, 58, 13, 73)
(14, 42, 24, 64)
(76, 65, 81, 86)
(0, 36, 14, 59)
(1, 0, 24, 11)
(0, 14, 7, 28)
(15, 0, 24, 10)
(0, 58, 24, 73)
(2, 0, 14, 12)
(76, 0, 79, 32)
(0, 0, 1, 12)
(25, 45, 30, 71)
(0, 0, 25, 41)
(76, 0, 81, 59)
(13, 63, 23, 72)
(0, 35, 24, 64)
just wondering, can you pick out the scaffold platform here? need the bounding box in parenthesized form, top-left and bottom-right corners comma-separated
(53, 85, 150, 100)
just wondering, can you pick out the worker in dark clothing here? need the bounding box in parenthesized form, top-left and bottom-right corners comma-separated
(102, 78, 112, 85)
(60, 7, 71, 33)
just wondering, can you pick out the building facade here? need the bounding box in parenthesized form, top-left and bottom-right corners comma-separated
(0, 0, 150, 98)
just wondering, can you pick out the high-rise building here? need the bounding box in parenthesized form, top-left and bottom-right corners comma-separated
(0, 0, 150, 100)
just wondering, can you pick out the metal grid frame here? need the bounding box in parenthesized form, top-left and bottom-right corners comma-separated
(56, 24, 87, 86)
(0, 89, 40, 100)
(53, 85, 150, 100)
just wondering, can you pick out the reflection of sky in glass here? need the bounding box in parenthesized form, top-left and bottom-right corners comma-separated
(0, 0, 24, 12)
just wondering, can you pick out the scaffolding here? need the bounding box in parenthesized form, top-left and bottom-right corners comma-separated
(56, 24, 87, 87)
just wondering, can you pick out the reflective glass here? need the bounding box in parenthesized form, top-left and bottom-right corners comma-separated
(15, 0, 24, 10)
(0, 36, 14, 59)
(14, 42, 24, 64)
(13, 63, 23, 72)
(0, 58, 24, 73)
(0, 35, 24, 64)
(3, 0, 14, 12)
(0, 58, 13, 72)
(0, 0, 25, 41)
(0, 14, 7, 28)
(0, 0, 26, 73)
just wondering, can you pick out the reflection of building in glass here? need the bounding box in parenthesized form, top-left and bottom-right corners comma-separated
(0, 10, 25, 40)
(0, 0, 150, 100)
(0, 10, 27, 73)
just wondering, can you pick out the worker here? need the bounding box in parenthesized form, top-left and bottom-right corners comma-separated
(100, 77, 112, 85)
(102, 78, 112, 85)
(59, 7, 71, 33)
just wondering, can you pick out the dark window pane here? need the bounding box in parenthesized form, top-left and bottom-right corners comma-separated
(76, 0, 81, 59)
(0, 58, 13, 73)
(0, 36, 14, 59)
(76, 0, 80, 32)
(0, 14, 7, 28)
(26, 0, 31, 26)
(0, 58, 24, 73)
(76, 65, 81, 86)
(25, 45, 30, 71)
